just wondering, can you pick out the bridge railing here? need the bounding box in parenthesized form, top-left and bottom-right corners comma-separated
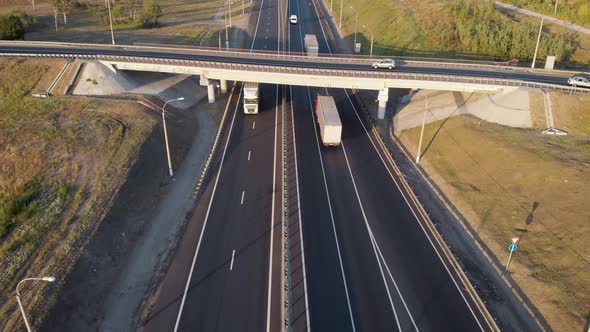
(1, 49, 588, 95)
(0, 41, 581, 77)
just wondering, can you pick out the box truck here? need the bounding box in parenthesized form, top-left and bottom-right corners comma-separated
(315, 95, 342, 146)
(243, 82, 259, 114)
(304, 34, 319, 56)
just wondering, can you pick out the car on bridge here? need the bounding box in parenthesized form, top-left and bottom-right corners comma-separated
(568, 74, 590, 88)
(290, 15, 298, 24)
(372, 58, 396, 69)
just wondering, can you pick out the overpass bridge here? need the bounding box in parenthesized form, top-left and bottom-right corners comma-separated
(1, 41, 587, 118)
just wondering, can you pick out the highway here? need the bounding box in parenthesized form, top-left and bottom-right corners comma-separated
(0, 0, 548, 331)
(286, 0, 489, 330)
(142, 0, 284, 330)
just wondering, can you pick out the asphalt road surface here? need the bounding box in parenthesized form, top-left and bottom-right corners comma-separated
(142, 0, 285, 330)
(286, 0, 488, 330)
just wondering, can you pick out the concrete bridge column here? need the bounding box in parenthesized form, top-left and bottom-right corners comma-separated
(200, 77, 216, 103)
(220, 80, 228, 93)
(207, 83, 215, 103)
(377, 88, 389, 119)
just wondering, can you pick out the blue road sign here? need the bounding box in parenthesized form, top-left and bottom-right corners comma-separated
(509, 244, 518, 252)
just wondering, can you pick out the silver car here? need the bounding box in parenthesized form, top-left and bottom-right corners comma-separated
(372, 58, 396, 69)
(567, 75, 590, 88)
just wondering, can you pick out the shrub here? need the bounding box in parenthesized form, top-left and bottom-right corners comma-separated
(0, 15, 25, 40)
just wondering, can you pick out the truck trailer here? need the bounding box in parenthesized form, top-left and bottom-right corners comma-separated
(304, 34, 319, 56)
(315, 95, 342, 146)
(243, 82, 259, 114)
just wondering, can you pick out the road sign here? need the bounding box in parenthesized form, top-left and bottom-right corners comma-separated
(509, 244, 518, 252)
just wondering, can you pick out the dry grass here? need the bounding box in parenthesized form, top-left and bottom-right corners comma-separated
(0, 58, 156, 331)
(397, 100, 590, 331)
(2, 0, 244, 46)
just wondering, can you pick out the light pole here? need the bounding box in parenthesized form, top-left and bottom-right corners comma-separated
(362, 25, 374, 57)
(416, 96, 428, 164)
(16, 276, 56, 332)
(553, 0, 558, 15)
(531, 17, 544, 69)
(349, 5, 358, 50)
(339, 0, 344, 28)
(242, 0, 245, 14)
(228, 0, 233, 27)
(218, 25, 229, 50)
(107, 0, 116, 45)
(162, 97, 184, 177)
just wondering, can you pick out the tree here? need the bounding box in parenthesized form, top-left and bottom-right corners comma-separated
(0, 15, 25, 40)
(142, 0, 162, 27)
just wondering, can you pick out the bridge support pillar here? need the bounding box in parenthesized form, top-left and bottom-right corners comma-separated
(207, 81, 215, 103)
(220, 80, 228, 93)
(377, 88, 389, 119)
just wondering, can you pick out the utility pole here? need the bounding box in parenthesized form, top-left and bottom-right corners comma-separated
(229, 0, 232, 27)
(531, 17, 544, 69)
(553, 0, 558, 15)
(416, 96, 428, 164)
(107, 0, 116, 45)
(339, 0, 343, 28)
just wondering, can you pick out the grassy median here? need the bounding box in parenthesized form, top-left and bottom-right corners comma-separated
(0, 58, 156, 330)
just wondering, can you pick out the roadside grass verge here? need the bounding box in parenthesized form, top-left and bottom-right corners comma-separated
(397, 97, 590, 331)
(328, 0, 587, 67)
(0, 58, 156, 331)
(3, 0, 247, 46)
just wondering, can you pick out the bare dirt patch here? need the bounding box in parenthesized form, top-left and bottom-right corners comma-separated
(397, 111, 590, 331)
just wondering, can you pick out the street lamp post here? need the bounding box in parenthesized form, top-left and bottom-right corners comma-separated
(107, 0, 116, 45)
(362, 25, 374, 57)
(531, 17, 544, 69)
(218, 25, 229, 50)
(229, 0, 233, 27)
(162, 97, 185, 177)
(416, 96, 428, 164)
(349, 5, 358, 50)
(16, 276, 56, 332)
(553, 0, 558, 15)
(339, 0, 344, 28)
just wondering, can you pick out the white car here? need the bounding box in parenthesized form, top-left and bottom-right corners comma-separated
(372, 58, 396, 69)
(290, 15, 298, 24)
(567, 75, 590, 88)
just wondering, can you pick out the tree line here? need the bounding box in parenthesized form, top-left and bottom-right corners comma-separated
(422, 0, 578, 61)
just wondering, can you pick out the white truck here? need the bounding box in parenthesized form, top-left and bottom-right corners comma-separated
(243, 82, 259, 114)
(315, 95, 342, 146)
(304, 34, 319, 56)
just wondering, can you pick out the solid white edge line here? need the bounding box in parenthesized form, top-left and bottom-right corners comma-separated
(250, 0, 266, 52)
(265, 85, 279, 332)
(289, 85, 311, 332)
(230, 249, 236, 271)
(173, 86, 243, 332)
(340, 141, 412, 332)
(344, 91, 486, 331)
(305, 87, 356, 332)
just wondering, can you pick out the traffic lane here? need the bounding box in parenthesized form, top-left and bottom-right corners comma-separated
(0, 45, 573, 86)
(141, 88, 242, 332)
(290, 85, 354, 331)
(298, 84, 400, 331)
(175, 83, 277, 331)
(331, 88, 484, 331)
(251, 0, 281, 51)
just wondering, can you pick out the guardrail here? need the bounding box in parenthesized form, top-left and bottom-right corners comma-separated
(0, 40, 583, 77)
(1, 48, 589, 95)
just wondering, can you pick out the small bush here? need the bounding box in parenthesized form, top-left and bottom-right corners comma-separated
(0, 14, 25, 40)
